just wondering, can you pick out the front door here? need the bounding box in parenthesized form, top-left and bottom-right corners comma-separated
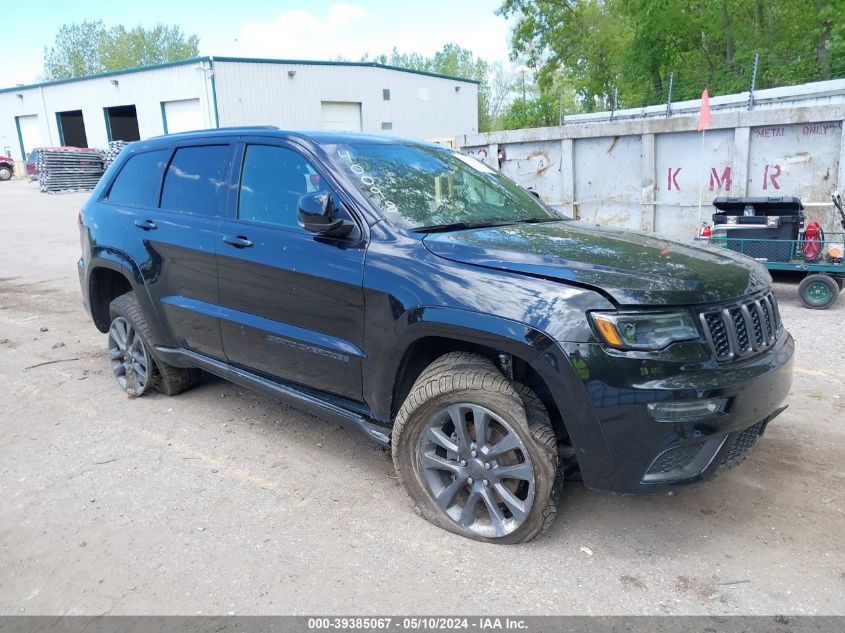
(216, 142, 367, 402)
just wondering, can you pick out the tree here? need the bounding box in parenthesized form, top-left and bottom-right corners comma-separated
(43, 21, 200, 80)
(497, 0, 845, 113)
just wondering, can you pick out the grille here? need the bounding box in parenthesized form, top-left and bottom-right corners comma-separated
(646, 443, 704, 476)
(699, 292, 782, 362)
(718, 420, 765, 471)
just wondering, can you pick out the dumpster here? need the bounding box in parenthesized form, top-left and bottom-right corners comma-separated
(712, 196, 804, 262)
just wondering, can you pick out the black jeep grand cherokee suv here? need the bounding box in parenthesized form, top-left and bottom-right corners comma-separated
(79, 128, 793, 543)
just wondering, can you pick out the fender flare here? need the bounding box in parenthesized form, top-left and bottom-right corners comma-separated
(363, 306, 613, 476)
(87, 247, 168, 342)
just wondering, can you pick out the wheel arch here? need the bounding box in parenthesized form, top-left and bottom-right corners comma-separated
(365, 306, 616, 483)
(87, 251, 164, 339)
(366, 307, 570, 444)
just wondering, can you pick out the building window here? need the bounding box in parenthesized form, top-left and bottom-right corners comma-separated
(381, 122, 393, 130)
(382, 89, 391, 101)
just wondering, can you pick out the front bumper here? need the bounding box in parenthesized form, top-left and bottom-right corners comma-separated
(551, 331, 794, 493)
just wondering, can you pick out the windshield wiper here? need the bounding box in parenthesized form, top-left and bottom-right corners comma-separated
(511, 217, 564, 224)
(413, 221, 514, 234)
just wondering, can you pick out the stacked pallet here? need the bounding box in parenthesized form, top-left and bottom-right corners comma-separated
(102, 141, 128, 170)
(38, 149, 105, 194)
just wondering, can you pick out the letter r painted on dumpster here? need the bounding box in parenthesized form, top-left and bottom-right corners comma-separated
(763, 164, 781, 190)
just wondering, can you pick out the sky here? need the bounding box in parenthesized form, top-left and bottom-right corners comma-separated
(1, 0, 514, 89)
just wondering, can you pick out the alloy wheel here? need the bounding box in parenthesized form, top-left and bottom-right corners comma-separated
(108, 316, 152, 395)
(417, 403, 535, 538)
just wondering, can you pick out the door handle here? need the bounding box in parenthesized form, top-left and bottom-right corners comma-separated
(134, 219, 157, 231)
(223, 235, 253, 248)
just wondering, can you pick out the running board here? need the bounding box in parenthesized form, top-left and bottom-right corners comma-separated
(154, 346, 390, 445)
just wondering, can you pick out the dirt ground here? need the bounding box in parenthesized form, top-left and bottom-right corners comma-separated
(0, 178, 843, 615)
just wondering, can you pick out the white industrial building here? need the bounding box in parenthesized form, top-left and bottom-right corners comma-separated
(0, 56, 479, 170)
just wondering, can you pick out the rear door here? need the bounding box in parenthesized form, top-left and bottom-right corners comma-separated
(216, 140, 367, 401)
(118, 141, 236, 359)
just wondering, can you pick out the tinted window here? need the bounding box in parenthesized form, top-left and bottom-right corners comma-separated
(238, 145, 331, 229)
(107, 149, 169, 208)
(160, 145, 232, 215)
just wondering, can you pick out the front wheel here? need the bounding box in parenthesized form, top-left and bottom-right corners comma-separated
(391, 352, 559, 543)
(798, 274, 839, 310)
(0, 165, 12, 181)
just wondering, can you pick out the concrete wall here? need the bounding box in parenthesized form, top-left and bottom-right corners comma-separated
(457, 79, 845, 240)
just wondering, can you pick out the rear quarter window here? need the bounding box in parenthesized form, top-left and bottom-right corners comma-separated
(107, 149, 170, 208)
(160, 145, 232, 216)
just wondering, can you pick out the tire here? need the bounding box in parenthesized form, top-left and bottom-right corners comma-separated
(108, 292, 201, 396)
(392, 352, 559, 543)
(834, 277, 845, 292)
(798, 274, 839, 310)
(0, 165, 12, 181)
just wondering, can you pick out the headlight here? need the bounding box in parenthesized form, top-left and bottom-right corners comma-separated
(590, 311, 700, 350)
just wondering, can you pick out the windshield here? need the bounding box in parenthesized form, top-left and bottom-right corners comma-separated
(321, 142, 565, 230)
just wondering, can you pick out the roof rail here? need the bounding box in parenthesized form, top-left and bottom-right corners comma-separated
(212, 125, 279, 130)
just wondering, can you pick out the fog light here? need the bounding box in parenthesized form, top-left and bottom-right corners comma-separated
(647, 398, 726, 422)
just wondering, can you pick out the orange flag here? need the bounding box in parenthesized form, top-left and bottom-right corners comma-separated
(697, 89, 711, 131)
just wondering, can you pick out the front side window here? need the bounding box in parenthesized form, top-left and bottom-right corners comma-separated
(107, 149, 169, 208)
(321, 142, 563, 230)
(238, 144, 331, 229)
(160, 145, 232, 216)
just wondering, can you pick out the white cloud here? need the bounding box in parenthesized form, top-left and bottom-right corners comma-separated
(232, 3, 370, 59)
(220, 2, 511, 65)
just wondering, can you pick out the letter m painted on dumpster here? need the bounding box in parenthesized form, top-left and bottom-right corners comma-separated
(710, 166, 732, 191)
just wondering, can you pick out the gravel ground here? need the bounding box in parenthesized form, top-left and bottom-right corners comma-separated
(0, 178, 843, 615)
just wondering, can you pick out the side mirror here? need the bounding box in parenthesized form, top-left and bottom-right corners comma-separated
(298, 192, 354, 238)
(526, 188, 541, 200)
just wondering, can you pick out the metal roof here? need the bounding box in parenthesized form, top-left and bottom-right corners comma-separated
(0, 55, 480, 94)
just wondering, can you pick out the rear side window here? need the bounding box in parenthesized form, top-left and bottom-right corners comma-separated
(107, 149, 169, 208)
(160, 145, 232, 215)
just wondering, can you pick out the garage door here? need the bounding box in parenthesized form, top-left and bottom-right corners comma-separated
(162, 98, 204, 134)
(16, 115, 42, 159)
(320, 102, 362, 132)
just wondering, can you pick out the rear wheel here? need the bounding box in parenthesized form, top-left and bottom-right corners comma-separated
(392, 352, 559, 543)
(798, 274, 839, 310)
(108, 293, 201, 396)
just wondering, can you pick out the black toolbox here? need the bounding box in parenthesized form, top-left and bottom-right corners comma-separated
(712, 197, 804, 262)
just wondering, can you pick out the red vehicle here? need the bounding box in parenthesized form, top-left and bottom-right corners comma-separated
(0, 155, 14, 181)
(26, 146, 100, 180)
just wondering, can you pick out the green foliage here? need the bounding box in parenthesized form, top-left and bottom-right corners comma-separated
(43, 21, 200, 80)
(498, 0, 845, 116)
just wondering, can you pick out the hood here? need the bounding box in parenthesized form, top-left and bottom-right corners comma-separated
(422, 221, 770, 306)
